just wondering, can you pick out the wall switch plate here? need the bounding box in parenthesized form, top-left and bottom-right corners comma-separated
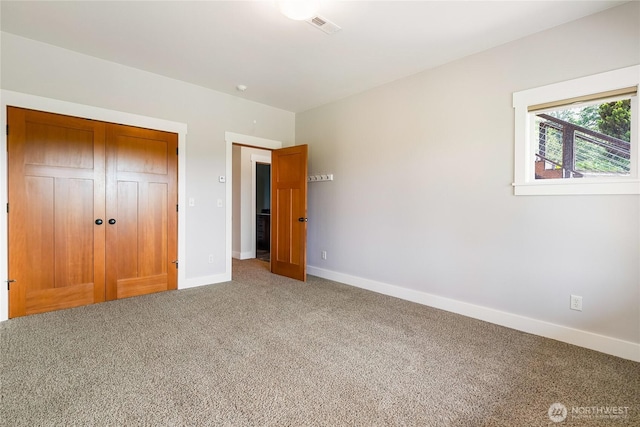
(570, 295, 583, 311)
(188, 198, 195, 207)
(208, 254, 214, 263)
(217, 199, 223, 208)
(321, 250, 327, 260)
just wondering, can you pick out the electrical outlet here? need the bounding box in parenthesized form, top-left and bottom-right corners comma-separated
(570, 294, 583, 311)
(321, 250, 327, 260)
(208, 254, 214, 264)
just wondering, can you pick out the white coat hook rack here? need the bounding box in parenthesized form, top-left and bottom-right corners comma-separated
(307, 174, 334, 182)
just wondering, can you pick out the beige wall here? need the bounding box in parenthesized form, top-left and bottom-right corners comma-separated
(0, 32, 294, 286)
(297, 2, 640, 350)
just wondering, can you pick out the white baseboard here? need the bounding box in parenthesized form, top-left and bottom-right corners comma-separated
(307, 265, 640, 362)
(232, 251, 253, 260)
(180, 272, 231, 290)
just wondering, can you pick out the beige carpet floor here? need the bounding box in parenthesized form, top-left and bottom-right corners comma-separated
(1, 259, 638, 426)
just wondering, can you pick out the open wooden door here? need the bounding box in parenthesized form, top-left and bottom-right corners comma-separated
(270, 145, 308, 281)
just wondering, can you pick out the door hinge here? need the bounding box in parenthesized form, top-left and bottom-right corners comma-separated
(6, 203, 8, 213)
(176, 147, 179, 155)
(7, 279, 15, 290)
(5, 124, 8, 136)
(176, 204, 179, 212)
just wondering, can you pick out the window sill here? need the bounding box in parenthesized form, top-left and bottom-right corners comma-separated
(512, 179, 640, 195)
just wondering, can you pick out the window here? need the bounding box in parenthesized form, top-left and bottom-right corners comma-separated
(513, 65, 639, 195)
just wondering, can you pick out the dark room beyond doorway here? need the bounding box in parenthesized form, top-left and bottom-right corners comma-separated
(256, 162, 271, 261)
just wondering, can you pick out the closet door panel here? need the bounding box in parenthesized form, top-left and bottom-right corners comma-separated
(8, 107, 106, 317)
(106, 124, 177, 301)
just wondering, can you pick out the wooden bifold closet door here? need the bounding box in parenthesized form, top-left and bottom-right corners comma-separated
(7, 107, 177, 318)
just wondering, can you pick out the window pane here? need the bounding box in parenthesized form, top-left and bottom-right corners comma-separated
(533, 100, 631, 179)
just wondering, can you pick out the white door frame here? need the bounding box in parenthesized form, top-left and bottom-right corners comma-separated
(225, 133, 281, 278)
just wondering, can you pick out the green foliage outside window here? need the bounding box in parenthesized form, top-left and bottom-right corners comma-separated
(541, 99, 631, 175)
(598, 99, 631, 142)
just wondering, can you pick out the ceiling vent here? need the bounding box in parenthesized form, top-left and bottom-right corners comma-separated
(306, 15, 341, 35)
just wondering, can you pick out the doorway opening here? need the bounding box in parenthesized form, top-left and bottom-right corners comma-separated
(226, 132, 307, 282)
(231, 144, 271, 261)
(255, 162, 271, 262)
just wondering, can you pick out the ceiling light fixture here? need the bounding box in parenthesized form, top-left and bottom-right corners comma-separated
(278, 0, 319, 21)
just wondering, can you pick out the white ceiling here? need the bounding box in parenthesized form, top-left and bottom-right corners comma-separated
(0, 1, 627, 113)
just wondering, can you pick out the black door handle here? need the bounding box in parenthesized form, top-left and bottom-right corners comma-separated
(108, 219, 117, 225)
(298, 217, 308, 222)
(95, 219, 103, 225)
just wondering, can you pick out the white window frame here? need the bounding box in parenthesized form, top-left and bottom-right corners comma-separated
(513, 65, 640, 196)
